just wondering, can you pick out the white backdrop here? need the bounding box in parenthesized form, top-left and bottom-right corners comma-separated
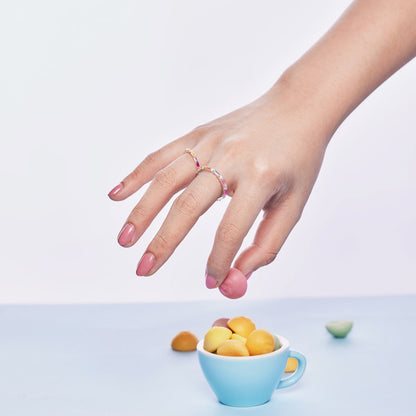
(1, 0, 415, 304)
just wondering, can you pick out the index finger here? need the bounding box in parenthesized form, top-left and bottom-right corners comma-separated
(108, 132, 199, 200)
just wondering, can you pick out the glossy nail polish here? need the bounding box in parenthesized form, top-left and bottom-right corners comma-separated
(118, 223, 135, 246)
(108, 182, 124, 198)
(136, 253, 155, 276)
(205, 273, 219, 289)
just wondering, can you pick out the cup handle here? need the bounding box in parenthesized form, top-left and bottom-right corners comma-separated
(276, 350, 307, 389)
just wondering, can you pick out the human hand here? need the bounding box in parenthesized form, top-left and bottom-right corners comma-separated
(109, 0, 416, 299)
(108, 79, 331, 298)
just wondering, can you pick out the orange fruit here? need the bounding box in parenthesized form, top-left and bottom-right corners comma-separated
(285, 357, 298, 372)
(171, 331, 198, 352)
(227, 316, 256, 338)
(246, 329, 275, 356)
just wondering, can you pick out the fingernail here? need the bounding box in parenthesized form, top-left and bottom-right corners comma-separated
(108, 182, 124, 198)
(118, 223, 135, 246)
(205, 273, 219, 289)
(136, 252, 155, 276)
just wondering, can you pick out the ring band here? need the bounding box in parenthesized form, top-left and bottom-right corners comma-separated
(185, 148, 201, 170)
(197, 166, 228, 201)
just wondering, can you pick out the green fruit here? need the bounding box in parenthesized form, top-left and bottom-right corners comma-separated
(273, 334, 282, 350)
(325, 320, 353, 338)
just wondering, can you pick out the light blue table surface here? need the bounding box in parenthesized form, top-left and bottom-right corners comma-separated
(1, 295, 415, 416)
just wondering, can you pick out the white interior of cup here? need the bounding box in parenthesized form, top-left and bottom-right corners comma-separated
(197, 334, 290, 360)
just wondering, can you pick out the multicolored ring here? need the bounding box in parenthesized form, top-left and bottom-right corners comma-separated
(197, 166, 228, 201)
(185, 148, 201, 170)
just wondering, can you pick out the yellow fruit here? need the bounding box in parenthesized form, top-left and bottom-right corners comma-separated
(227, 316, 256, 338)
(217, 339, 250, 357)
(285, 357, 298, 373)
(246, 329, 275, 356)
(171, 331, 199, 352)
(231, 333, 247, 344)
(203, 326, 232, 353)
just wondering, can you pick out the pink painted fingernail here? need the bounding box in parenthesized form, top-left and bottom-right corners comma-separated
(205, 273, 219, 289)
(136, 253, 155, 276)
(108, 182, 124, 198)
(118, 223, 135, 246)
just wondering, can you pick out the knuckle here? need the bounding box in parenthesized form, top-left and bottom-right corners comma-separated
(191, 124, 209, 136)
(143, 151, 159, 167)
(281, 195, 304, 224)
(258, 247, 278, 266)
(154, 167, 176, 189)
(250, 158, 276, 184)
(237, 153, 278, 192)
(130, 152, 160, 182)
(129, 165, 144, 183)
(216, 222, 241, 244)
(153, 232, 171, 251)
(172, 191, 200, 217)
(251, 243, 278, 266)
(130, 204, 147, 222)
(262, 251, 277, 265)
(220, 137, 241, 159)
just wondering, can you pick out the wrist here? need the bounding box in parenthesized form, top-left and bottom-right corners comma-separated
(264, 68, 340, 148)
(268, 0, 416, 148)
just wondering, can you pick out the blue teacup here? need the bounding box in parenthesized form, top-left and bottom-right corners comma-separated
(197, 334, 306, 407)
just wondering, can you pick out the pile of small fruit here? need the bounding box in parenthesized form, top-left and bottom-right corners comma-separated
(171, 316, 298, 371)
(203, 316, 279, 357)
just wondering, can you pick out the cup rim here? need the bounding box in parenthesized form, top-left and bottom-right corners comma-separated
(197, 333, 290, 360)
